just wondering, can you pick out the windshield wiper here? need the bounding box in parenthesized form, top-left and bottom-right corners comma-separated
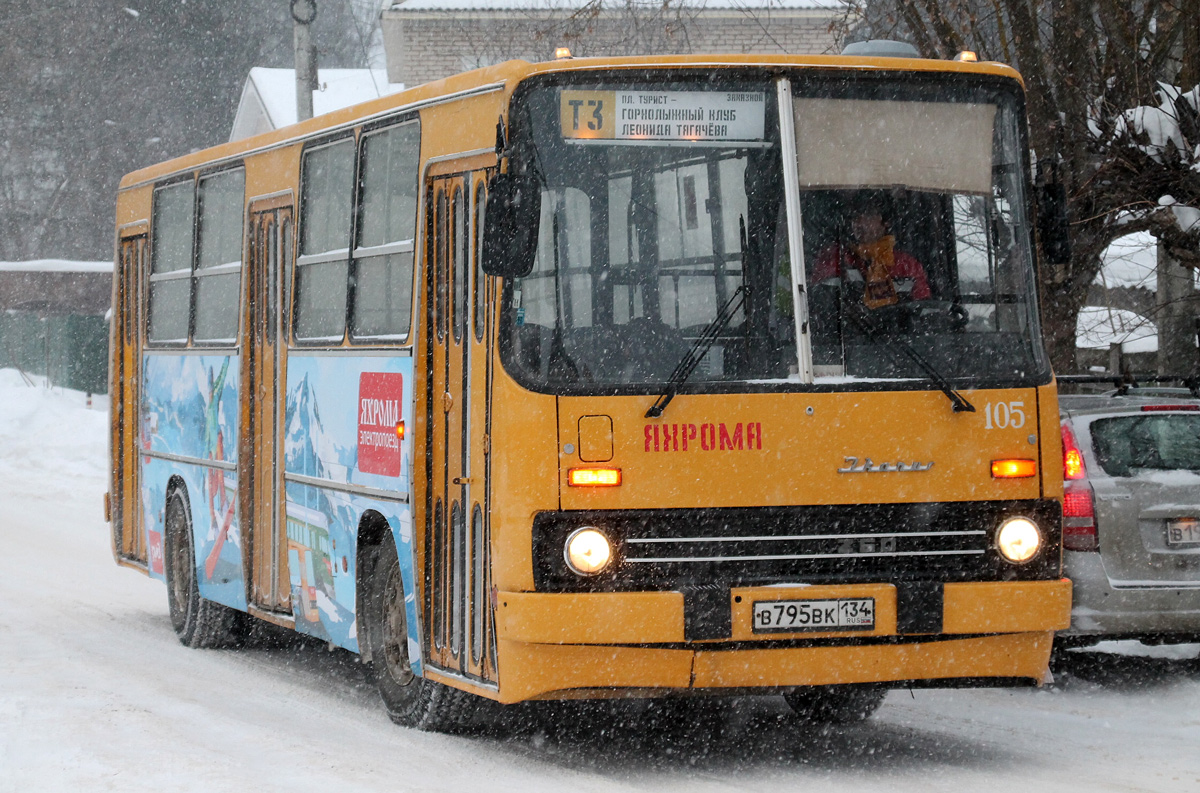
(645, 284, 746, 419)
(843, 304, 976, 414)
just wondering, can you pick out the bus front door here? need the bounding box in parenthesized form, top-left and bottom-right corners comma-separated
(423, 173, 495, 681)
(241, 196, 294, 618)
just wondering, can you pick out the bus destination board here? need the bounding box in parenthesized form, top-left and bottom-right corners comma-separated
(560, 90, 766, 142)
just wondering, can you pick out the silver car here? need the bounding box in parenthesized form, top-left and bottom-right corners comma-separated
(1058, 394, 1200, 647)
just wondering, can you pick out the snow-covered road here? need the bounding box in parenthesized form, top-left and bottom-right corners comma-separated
(2, 370, 1198, 792)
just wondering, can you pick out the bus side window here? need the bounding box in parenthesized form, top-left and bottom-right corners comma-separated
(453, 185, 466, 343)
(193, 168, 245, 344)
(148, 180, 194, 344)
(295, 138, 354, 341)
(353, 120, 419, 343)
(473, 181, 486, 342)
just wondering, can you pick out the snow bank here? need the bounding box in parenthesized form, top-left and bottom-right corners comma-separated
(0, 369, 109, 490)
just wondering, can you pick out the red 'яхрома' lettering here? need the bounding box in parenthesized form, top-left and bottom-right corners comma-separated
(643, 422, 762, 452)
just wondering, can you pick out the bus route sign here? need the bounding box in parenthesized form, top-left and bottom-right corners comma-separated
(560, 89, 765, 142)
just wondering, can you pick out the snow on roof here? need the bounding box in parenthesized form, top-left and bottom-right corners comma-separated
(0, 260, 112, 273)
(231, 68, 405, 141)
(1095, 231, 1157, 290)
(389, 0, 844, 10)
(1076, 306, 1158, 353)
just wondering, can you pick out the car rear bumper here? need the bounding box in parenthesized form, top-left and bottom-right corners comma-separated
(1063, 551, 1200, 637)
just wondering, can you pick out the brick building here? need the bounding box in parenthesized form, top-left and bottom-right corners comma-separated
(381, 1, 845, 88)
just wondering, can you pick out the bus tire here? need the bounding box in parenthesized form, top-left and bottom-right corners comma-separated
(365, 541, 478, 732)
(163, 489, 243, 649)
(783, 686, 887, 725)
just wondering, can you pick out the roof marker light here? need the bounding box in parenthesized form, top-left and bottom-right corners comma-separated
(954, 51, 979, 62)
(554, 47, 573, 60)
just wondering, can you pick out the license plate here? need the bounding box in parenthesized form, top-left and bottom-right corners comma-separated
(1166, 518, 1200, 547)
(752, 598, 875, 633)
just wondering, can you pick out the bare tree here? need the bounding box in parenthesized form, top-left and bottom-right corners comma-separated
(0, 1, 378, 262)
(833, 0, 1200, 370)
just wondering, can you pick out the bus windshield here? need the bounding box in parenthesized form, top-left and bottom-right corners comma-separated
(501, 73, 1047, 390)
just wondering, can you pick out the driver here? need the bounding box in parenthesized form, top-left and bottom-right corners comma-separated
(811, 195, 930, 309)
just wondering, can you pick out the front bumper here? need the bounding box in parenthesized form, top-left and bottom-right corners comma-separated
(478, 579, 1071, 702)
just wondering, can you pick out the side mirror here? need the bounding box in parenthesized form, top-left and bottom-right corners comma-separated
(481, 171, 541, 278)
(1037, 182, 1072, 265)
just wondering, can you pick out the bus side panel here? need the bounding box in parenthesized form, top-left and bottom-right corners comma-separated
(140, 457, 248, 610)
(139, 457, 170, 583)
(283, 353, 416, 663)
(142, 353, 246, 608)
(282, 484, 416, 664)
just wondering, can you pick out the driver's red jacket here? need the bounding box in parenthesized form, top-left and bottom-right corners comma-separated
(811, 239, 931, 301)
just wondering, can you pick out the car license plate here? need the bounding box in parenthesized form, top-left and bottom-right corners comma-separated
(752, 598, 875, 633)
(1166, 518, 1200, 547)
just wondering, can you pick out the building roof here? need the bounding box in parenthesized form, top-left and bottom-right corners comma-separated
(387, 1, 845, 10)
(0, 262, 112, 315)
(230, 68, 405, 142)
(0, 260, 111, 273)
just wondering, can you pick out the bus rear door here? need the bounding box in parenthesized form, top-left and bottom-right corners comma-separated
(113, 228, 148, 569)
(241, 195, 294, 618)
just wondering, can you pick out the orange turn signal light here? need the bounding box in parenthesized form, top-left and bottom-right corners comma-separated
(395, 421, 405, 440)
(568, 467, 622, 487)
(992, 458, 1037, 478)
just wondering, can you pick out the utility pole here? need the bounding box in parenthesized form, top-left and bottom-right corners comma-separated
(291, 0, 319, 122)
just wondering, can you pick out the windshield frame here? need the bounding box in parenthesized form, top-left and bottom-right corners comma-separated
(496, 67, 1052, 398)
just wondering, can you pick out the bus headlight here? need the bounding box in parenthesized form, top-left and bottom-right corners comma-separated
(996, 517, 1042, 563)
(564, 527, 613, 576)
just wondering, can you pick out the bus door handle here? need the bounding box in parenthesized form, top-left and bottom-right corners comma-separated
(452, 477, 474, 485)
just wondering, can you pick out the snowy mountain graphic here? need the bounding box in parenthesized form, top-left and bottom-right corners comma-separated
(284, 372, 357, 482)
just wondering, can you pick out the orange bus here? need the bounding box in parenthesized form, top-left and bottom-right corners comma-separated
(109, 50, 1072, 731)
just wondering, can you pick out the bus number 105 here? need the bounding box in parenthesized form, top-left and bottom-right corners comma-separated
(983, 401, 1026, 430)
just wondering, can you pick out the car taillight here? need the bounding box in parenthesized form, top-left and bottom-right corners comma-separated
(1061, 423, 1086, 480)
(1061, 421, 1098, 551)
(1062, 488, 1098, 551)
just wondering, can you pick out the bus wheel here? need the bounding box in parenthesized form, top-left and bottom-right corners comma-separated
(163, 489, 243, 649)
(783, 686, 887, 724)
(366, 541, 478, 732)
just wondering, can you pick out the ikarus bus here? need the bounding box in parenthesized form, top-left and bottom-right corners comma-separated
(108, 51, 1072, 732)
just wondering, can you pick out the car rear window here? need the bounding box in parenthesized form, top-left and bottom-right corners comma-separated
(1090, 414, 1200, 476)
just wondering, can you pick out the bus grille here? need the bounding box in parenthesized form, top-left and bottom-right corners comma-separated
(532, 500, 1061, 591)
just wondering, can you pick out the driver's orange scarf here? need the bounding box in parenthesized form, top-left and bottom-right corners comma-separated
(853, 235, 899, 309)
